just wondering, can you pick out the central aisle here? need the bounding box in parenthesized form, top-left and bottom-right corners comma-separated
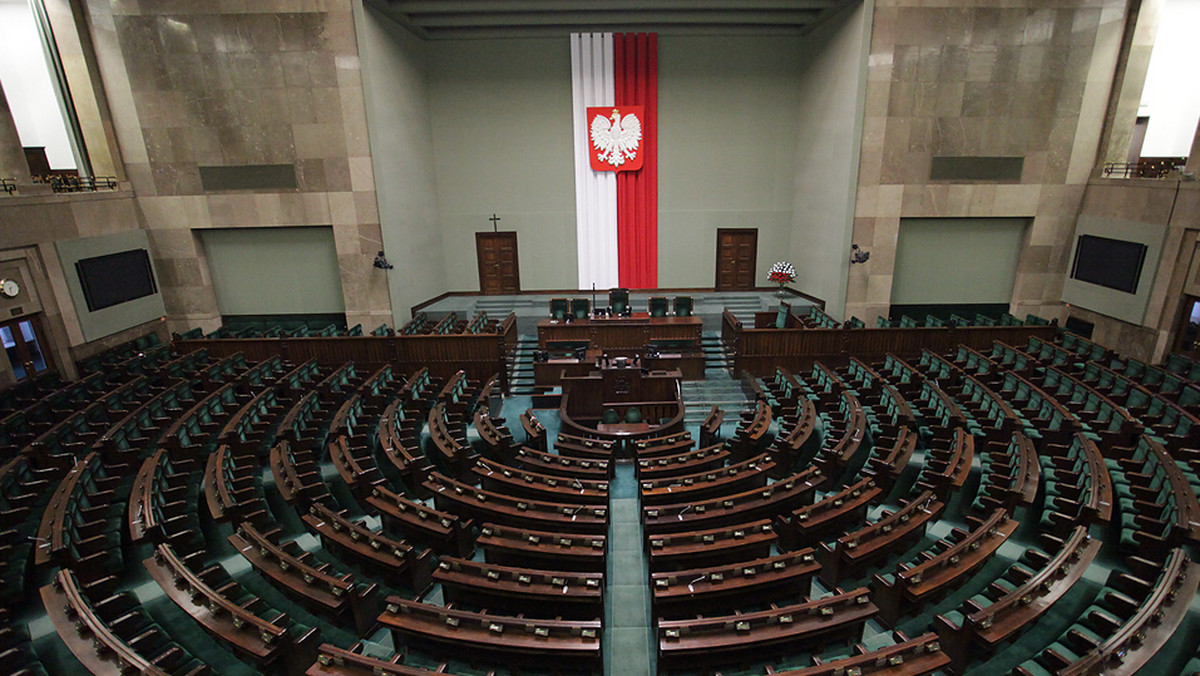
(604, 462, 655, 675)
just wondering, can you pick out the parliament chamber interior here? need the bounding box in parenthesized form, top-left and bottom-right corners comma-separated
(2, 0, 1200, 674)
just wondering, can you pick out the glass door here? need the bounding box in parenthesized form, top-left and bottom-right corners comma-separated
(0, 316, 50, 382)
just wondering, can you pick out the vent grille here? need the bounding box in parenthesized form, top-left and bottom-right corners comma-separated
(199, 164, 298, 192)
(929, 156, 1024, 182)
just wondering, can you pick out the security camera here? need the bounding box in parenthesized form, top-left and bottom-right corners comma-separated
(850, 244, 870, 265)
(373, 251, 394, 270)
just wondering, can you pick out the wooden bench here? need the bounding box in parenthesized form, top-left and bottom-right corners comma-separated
(477, 522, 607, 573)
(643, 467, 824, 534)
(511, 445, 611, 480)
(427, 402, 476, 478)
(425, 472, 608, 535)
(699, 404, 725, 447)
(657, 587, 876, 670)
(474, 409, 514, 459)
(819, 490, 945, 585)
(434, 556, 603, 619)
(770, 631, 950, 675)
(873, 508, 1017, 626)
(379, 597, 601, 670)
(306, 643, 471, 676)
(636, 443, 730, 480)
(647, 519, 776, 571)
(774, 476, 882, 550)
(639, 455, 775, 506)
(365, 483, 474, 557)
(934, 525, 1100, 673)
(229, 521, 382, 634)
(302, 502, 435, 594)
(651, 549, 819, 619)
(520, 409, 547, 451)
(470, 457, 608, 505)
(144, 543, 320, 675)
(203, 443, 266, 524)
(41, 568, 210, 676)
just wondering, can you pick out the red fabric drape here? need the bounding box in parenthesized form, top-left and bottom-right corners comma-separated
(614, 33, 658, 289)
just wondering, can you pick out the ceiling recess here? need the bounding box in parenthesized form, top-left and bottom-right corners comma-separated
(367, 0, 859, 39)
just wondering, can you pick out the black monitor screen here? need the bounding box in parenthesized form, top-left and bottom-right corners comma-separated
(1070, 235, 1147, 294)
(75, 249, 158, 312)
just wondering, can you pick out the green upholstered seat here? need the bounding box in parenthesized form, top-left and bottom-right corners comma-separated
(625, 407, 643, 424)
(775, 304, 789, 329)
(602, 408, 620, 424)
(549, 297, 570, 320)
(609, 288, 629, 315)
(673, 295, 693, 317)
(649, 297, 668, 317)
(571, 298, 590, 319)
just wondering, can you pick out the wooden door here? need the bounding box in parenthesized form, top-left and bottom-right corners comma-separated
(715, 228, 758, 290)
(476, 232, 520, 295)
(0, 315, 52, 382)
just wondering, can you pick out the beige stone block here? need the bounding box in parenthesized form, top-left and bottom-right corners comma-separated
(866, 274, 894, 304)
(292, 123, 345, 159)
(324, 158, 352, 191)
(253, 194, 284, 226)
(993, 185, 1041, 216)
(855, 187, 878, 217)
(872, 217, 901, 249)
(301, 192, 333, 223)
(349, 157, 375, 192)
(328, 192, 356, 226)
(864, 84, 891, 117)
(877, 186, 904, 217)
(846, 265, 869, 302)
(851, 217, 876, 245)
(147, 228, 199, 258)
(358, 222, 384, 254)
(332, 223, 359, 254)
(353, 191, 380, 224)
(156, 257, 205, 288)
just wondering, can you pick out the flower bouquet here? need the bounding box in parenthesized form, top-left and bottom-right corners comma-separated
(768, 261, 796, 295)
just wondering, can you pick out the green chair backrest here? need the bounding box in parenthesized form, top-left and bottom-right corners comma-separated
(602, 408, 620, 424)
(673, 296, 693, 317)
(775, 303, 789, 329)
(550, 298, 570, 320)
(624, 407, 643, 424)
(649, 297, 669, 317)
(610, 288, 629, 314)
(571, 298, 590, 319)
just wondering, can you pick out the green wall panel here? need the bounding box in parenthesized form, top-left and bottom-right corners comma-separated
(200, 227, 345, 316)
(892, 217, 1029, 305)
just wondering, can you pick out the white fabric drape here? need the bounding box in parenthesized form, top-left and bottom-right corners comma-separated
(570, 33, 618, 290)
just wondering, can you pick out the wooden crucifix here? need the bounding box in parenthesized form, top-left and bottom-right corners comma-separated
(489, 214, 501, 232)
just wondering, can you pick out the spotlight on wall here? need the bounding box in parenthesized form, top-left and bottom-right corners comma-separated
(850, 244, 871, 265)
(373, 251, 394, 270)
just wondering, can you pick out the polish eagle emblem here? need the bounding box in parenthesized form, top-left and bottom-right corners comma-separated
(587, 106, 644, 172)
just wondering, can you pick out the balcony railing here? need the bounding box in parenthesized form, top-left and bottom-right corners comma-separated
(32, 174, 119, 193)
(1102, 157, 1187, 179)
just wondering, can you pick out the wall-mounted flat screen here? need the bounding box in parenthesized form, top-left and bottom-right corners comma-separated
(1070, 235, 1147, 294)
(75, 249, 158, 312)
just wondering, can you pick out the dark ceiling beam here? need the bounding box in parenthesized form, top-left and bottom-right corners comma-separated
(390, 0, 844, 13)
(407, 10, 825, 28)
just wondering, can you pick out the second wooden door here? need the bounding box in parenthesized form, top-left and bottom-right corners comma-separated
(715, 228, 758, 290)
(476, 232, 520, 295)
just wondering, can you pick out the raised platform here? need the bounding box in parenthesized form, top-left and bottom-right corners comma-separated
(412, 288, 818, 335)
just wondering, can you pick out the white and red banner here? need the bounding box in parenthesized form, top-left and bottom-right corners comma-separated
(571, 33, 658, 290)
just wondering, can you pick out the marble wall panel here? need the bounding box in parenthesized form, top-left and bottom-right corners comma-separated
(844, 0, 1128, 323)
(91, 0, 389, 329)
